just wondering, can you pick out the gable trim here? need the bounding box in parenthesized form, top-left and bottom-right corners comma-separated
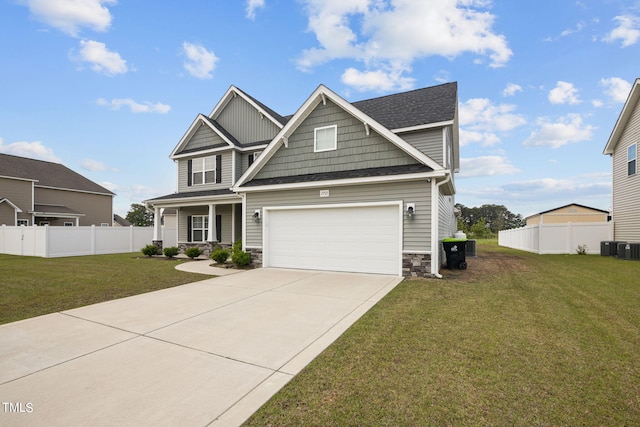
(235, 85, 446, 188)
(604, 78, 640, 155)
(0, 198, 23, 212)
(209, 86, 285, 130)
(392, 120, 454, 134)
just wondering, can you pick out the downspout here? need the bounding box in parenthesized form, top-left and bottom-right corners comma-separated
(432, 172, 452, 279)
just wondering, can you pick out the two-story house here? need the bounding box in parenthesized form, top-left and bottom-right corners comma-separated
(0, 153, 115, 226)
(146, 83, 459, 277)
(603, 77, 640, 242)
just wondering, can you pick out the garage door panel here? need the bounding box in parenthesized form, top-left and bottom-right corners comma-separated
(265, 205, 400, 275)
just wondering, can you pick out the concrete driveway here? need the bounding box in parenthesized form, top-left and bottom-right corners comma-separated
(0, 267, 402, 426)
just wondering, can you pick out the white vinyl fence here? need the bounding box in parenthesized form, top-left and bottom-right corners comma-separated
(0, 225, 177, 258)
(498, 222, 613, 255)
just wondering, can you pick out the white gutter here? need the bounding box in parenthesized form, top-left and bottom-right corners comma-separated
(431, 172, 452, 279)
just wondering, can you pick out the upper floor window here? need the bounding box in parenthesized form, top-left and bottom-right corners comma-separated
(188, 155, 221, 186)
(248, 151, 261, 167)
(314, 125, 337, 152)
(17, 219, 29, 226)
(628, 144, 637, 176)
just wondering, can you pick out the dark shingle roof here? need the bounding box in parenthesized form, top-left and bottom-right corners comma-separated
(147, 188, 236, 202)
(351, 82, 457, 130)
(243, 164, 433, 187)
(113, 214, 131, 226)
(234, 87, 289, 126)
(0, 153, 114, 195)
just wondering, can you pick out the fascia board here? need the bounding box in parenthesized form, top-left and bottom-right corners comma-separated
(392, 120, 454, 134)
(145, 194, 241, 207)
(604, 78, 640, 155)
(209, 85, 284, 130)
(233, 171, 445, 193)
(0, 175, 38, 183)
(0, 198, 22, 212)
(170, 115, 237, 159)
(170, 115, 208, 158)
(35, 184, 114, 197)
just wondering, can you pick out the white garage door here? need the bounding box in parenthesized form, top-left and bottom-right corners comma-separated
(265, 203, 401, 275)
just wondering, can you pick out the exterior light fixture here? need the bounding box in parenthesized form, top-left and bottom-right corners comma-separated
(253, 210, 261, 222)
(406, 203, 415, 219)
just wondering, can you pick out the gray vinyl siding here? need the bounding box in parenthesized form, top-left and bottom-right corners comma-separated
(438, 192, 456, 265)
(245, 180, 431, 251)
(177, 152, 233, 193)
(612, 97, 640, 242)
(235, 151, 243, 182)
(0, 202, 15, 225)
(182, 122, 227, 152)
(0, 177, 32, 224)
(178, 205, 234, 244)
(239, 150, 264, 178)
(254, 100, 419, 180)
(214, 96, 280, 144)
(34, 187, 112, 226)
(400, 128, 444, 166)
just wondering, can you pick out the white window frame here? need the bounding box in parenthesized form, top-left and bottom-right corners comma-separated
(314, 125, 337, 152)
(17, 219, 29, 226)
(192, 156, 216, 185)
(101, 223, 110, 227)
(628, 144, 637, 176)
(192, 215, 209, 242)
(64, 222, 74, 227)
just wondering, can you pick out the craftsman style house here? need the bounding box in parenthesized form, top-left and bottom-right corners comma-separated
(0, 153, 115, 226)
(146, 83, 460, 277)
(603, 77, 640, 242)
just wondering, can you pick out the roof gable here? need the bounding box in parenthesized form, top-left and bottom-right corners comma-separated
(604, 78, 640, 155)
(0, 153, 114, 195)
(526, 203, 609, 219)
(235, 84, 449, 188)
(171, 114, 238, 158)
(210, 86, 287, 128)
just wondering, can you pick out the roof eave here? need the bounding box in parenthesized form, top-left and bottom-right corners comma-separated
(603, 78, 640, 155)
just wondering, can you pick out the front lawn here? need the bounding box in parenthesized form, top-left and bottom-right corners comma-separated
(0, 253, 207, 325)
(245, 241, 640, 426)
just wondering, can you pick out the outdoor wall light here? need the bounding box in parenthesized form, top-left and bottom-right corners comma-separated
(406, 203, 415, 219)
(253, 210, 261, 222)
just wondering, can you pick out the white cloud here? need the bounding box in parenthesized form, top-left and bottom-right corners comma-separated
(182, 42, 218, 79)
(458, 156, 520, 178)
(603, 15, 640, 47)
(502, 177, 611, 199)
(246, 0, 265, 20)
(523, 114, 595, 148)
(341, 67, 414, 92)
(0, 138, 61, 162)
(548, 81, 581, 105)
(96, 98, 171, 114)
(297, 0, 511, 92)
(72, 39, 127, 75)
(502, 83, 522, 97)
(459, 98, 526, 146)
(81, 158, 119, 172)
(23, 0, 116, 36)
(600, 77, 632, 103)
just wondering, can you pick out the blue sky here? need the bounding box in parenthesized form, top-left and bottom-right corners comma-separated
(1, 0, 638, 218)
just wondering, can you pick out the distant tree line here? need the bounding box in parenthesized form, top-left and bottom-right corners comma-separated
(456, 203, 525, 239)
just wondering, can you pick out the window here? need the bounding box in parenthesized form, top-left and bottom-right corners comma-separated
(17, 219, 29, 226)
(101, 223, 110, 227)
(314, 125, 337, 152)
(628, 144, 637, 176)
(248, 151, 261, 167)
(192, 156, 216, 185)
(191, 215, 209, 242)
(64, 222, 74, 227)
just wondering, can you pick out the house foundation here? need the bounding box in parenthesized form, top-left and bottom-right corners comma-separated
(402, 253, 433, 278)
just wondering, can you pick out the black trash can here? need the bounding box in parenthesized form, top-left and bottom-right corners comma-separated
(443, 238, 468, 270)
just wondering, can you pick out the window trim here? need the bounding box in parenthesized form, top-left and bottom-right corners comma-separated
(314, 125, 337, 153)
(17, 219, 29, 226)
(191, 215, 209, 242)
(64, 222, 74, 227)
(191, 156, 216, 186)
(628, 143, 637, 176)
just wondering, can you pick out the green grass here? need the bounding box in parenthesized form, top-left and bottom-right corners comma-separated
(0, 253, 208, 325)
(245, 241, 640, 426)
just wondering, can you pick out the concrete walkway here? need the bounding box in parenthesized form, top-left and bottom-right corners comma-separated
(0, 267, 402, 426)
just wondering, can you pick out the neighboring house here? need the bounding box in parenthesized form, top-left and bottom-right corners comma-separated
(113, 214, 132, 227)
(525, 203, 610, 226)
(603, 77, 640, 242)
(0, 153, 114, 226)
(146, 83, 459, 277)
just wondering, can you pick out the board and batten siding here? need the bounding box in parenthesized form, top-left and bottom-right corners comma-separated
(177, 205, 234, 243)
(400, 128, 444, 166)
(182, 122, 226, 152)
(612, 97, 640, 242)
(254, 100, 420, 180)
(245, 180, 431, 252)
(214, 95, 281, 144)
(177, 152, 233, 193)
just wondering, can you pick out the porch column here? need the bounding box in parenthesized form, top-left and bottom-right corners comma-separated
(153, 207, 162, 241)
(208, 204, 216, 242)
(75, 217, 79, 226)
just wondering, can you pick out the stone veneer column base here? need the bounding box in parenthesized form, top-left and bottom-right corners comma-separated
(247, 248, 263, 268)
(402, 253, 435, 278)
(152, 240, 163, 255)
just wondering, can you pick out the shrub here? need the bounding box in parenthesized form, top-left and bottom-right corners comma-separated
(163, 246, 179, 258)
(184, 247, 201, 259)
(232, 240, 243, 254)
(141, 244, 158, 257)
(232, 250, 251, 267)
(576, 244, 588, 255)
(211, 247, 230, 264)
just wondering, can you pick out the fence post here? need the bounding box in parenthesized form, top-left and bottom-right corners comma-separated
(129, 226, 134, 253)
(91, 225, 96, 255)
(43, 224, 49, 258)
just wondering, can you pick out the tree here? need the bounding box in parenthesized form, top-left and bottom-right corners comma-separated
(125, 203, 154, 226)
(456, 203, 524, 234)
